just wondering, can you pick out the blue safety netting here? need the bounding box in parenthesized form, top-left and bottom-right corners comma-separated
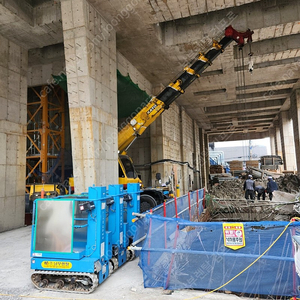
(137, 215, 300, 297)
(151, 189, 204, 220)
(133, 189, 204, 250)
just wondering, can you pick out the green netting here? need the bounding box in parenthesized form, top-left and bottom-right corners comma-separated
(52, 71, 151, 119)
(117, 70, 151, 118)
(52, 74, 68, 93)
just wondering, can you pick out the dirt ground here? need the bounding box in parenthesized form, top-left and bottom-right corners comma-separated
(0, 226, 258, 300)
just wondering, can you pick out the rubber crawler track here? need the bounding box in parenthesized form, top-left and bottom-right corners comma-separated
(31, 270, 98, 294)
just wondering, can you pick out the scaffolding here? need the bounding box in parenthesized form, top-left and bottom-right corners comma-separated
(26, 85, 66, 192)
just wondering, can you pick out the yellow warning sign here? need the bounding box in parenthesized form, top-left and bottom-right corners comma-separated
(223, 223, 245, 250)
(41, 261, 72, 269)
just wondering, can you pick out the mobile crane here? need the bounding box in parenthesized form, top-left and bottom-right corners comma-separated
(30, 25, 254, 295)
(119, 25, 254, 212)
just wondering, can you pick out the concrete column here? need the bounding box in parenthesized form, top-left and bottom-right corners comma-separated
(150, 109, 164, 188)
(273, 123, 278, 155)
(204, 134, 210, 187)
(291, 89, 300, 173)
(61, 0, 118, 192)
(150, 103, 201, 196)
(193, 120, 200, 190)
(0, 35, 27, 232)
(274, 122, 283, 172)
(199, 128, 206, 188)
(180, 107, 189, 194)
(279, 111, 296, 171)
(275, 123, 282, 158)
(150, 103, 184, 195)
(269, 128, 276, 155)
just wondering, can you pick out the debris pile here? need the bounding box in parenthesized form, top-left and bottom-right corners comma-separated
(206, 174, 300, 222)
(209, 174, 300, 199)
(209, 178, 265, 199)
(276, 174, 300, 193)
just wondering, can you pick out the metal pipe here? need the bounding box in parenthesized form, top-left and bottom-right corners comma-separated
(128, 246, 142, 251)
(130, 234, 147, 247)
(132, 212, 146, 218)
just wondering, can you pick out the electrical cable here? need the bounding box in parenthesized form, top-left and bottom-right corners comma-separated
(184, 218, 299, 300)
(135, 159, 200, 173)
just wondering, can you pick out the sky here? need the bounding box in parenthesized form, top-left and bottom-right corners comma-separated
(214, 138, 271, 161)
(215, 138, 271, 151)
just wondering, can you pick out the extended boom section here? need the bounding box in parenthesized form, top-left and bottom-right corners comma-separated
(118, 25, 253, 154)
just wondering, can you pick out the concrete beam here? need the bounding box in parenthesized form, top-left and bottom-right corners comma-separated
(147, 0, 262, 23)
(238, 56, 300, 71)
(210, 122, 272, 132)
(205, 99, 285, 115)
(191, 88, 291, 107)
(212, 117, 275, 124)
(28, 43, 64, 65)
(0, 0, 62, 49)
(209, 130, 269, 142)
(27, 43, 65, 87)
(0, 0, 33, 25)
(177, 62, 300, 115)
(236, 88, 292, 101)
(184, 63, 300, 93)
(208, 109, 279, 121)
(161, 0, 300, 46)
(234, 34, 300, 58)
(236, 79, 298, 93)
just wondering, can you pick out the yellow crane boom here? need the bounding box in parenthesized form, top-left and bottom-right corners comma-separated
(118, 26, 253, 155)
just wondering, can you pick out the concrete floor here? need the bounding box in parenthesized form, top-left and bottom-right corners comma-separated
(0, 226, 255, 300)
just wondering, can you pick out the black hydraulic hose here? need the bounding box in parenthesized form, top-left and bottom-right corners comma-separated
(135, 159, 200, 173)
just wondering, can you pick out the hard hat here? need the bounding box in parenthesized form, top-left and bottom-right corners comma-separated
(268, 176, 272, 179)
(248, 175, 252, 178)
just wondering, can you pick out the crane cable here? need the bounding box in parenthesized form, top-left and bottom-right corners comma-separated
(184, 217, 300, 300)
(236, 44, 251, 159)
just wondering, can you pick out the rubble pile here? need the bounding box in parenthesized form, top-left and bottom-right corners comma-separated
(209, 178, 265, 199)
(207, 174, 300, 222)
(276, 174, 300, 193)
(209, 174, 300, 199)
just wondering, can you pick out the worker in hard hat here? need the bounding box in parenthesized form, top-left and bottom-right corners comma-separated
(266, 176, 278, 201)
(243, 174, 255, 200)
(255, 184, 266, 200)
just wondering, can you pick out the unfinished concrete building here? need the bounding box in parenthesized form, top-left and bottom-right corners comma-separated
(0, 0, 300, 233)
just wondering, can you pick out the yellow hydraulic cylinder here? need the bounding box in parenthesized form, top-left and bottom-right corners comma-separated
(176, 184, 180, 197)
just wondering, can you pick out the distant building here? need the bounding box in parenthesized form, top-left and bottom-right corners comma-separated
(214, 145, 268, 162)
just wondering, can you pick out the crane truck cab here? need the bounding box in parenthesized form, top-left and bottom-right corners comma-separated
(118, 155, 166, 212)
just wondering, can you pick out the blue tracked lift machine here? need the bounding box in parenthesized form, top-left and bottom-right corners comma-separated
(30, 183, 140, 293)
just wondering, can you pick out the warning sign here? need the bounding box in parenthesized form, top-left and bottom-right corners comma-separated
(41, 261, 72, 269)
(223, 223, 245, 250)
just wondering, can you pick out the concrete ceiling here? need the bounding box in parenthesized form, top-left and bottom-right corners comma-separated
(1, 0, 300, 142)
(90, 0, 300, 141)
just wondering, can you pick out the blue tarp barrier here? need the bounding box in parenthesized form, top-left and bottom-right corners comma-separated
(137, 215, 300, 297)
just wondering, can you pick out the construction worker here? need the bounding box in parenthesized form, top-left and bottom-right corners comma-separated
(255, 185, 266, 200)
(243, 174, 255, 200)
(266, 176, 278, 200)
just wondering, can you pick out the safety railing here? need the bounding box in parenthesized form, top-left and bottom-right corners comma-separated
(131, 189, 205, 249)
